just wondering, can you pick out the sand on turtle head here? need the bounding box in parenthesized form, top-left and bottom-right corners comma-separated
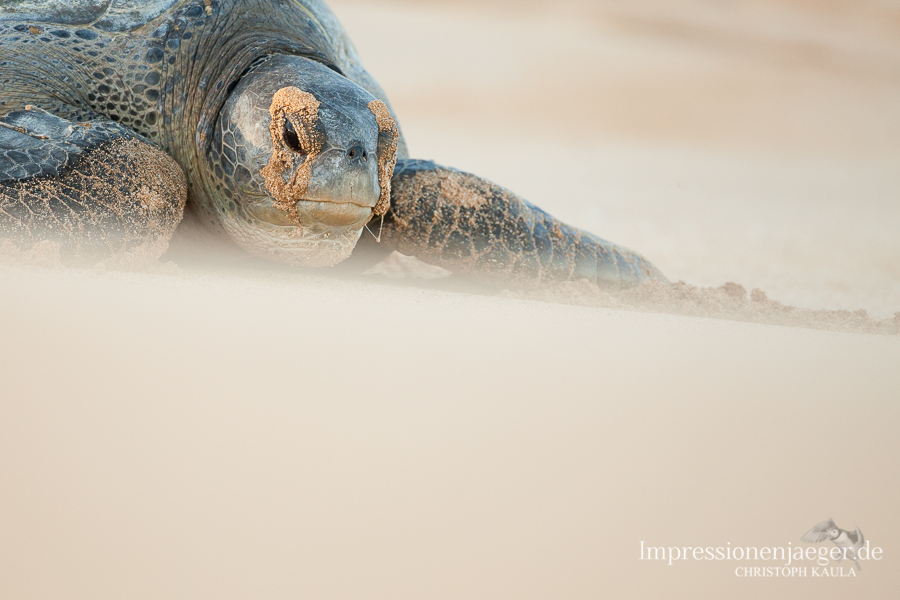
(367, 99, 399, 217)
(260, 87, 323, 222)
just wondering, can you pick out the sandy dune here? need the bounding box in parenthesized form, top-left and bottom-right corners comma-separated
(1, 1, 898, 599)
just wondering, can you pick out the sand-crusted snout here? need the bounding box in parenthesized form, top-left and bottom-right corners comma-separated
(260, 88, 399, 226)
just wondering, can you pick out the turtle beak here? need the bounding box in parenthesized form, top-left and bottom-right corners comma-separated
(302, 145, 381, 210)
(244, 198, 372, 229)
(250, 143, 378, 229)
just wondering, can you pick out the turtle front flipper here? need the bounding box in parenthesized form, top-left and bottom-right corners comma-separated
(0, 106, 186, 267)
(358, 159, 666, 288)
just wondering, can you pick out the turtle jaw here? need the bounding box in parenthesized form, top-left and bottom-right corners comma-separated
(229, 194, 373, 268)
(291, 199, 373, 228)
(245, 198, 373, 228)
(218, 204, 368, 268)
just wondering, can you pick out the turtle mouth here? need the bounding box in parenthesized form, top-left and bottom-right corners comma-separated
(246, 198, 373, 228)
(294, 199, 373, 227)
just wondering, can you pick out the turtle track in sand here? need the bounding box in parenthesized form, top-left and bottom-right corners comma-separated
(365, 251, 899, 335)
(505, 279, 900, 336)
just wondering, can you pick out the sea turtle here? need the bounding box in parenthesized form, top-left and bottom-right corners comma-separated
(0, 0, 665, 286)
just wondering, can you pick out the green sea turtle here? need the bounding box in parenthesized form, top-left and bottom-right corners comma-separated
(0, 0, 665, 286)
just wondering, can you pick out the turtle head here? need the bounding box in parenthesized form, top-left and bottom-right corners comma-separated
(207, 54, 398, 266)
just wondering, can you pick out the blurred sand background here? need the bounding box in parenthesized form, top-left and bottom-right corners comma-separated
(1, 1, 899, 599)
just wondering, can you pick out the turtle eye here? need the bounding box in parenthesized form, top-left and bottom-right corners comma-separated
(283, 119, 304, 155)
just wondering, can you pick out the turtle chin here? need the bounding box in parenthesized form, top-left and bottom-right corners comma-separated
(213, 170, 380, 267)
(221, 201, 371, 267)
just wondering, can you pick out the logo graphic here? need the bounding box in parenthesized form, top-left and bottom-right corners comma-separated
(801, 518, 865, 571)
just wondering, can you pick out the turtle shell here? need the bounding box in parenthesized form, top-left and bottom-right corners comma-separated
(0, 0, 182, 31)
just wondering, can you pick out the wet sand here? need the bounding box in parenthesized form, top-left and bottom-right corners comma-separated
(1, 1, 898, 599)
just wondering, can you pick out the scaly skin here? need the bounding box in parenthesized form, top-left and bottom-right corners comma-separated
(379, 160, 665, 288)
(0, 107, 185, 264)
(0, 0, 401, 239)
(0, 0, 666, 286)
